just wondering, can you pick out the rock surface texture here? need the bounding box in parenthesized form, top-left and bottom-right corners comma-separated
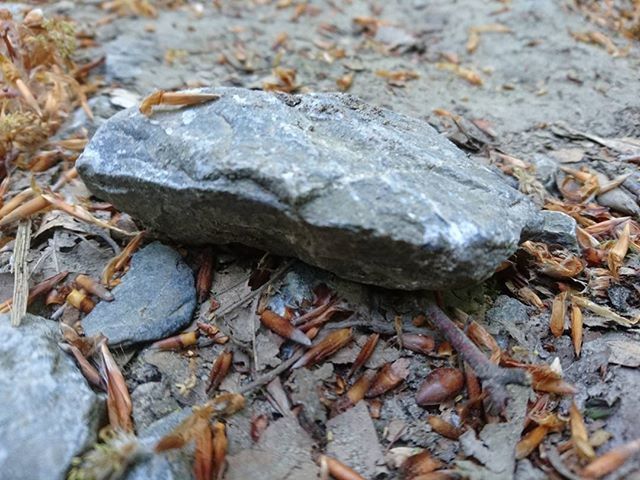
(83, 242, 196, 345)
(0, 315, 103, 480)
(78, 87, 537, 290)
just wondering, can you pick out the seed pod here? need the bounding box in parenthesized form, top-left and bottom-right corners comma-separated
(292, 328, 353, 369)
(196, 247, 215, 303)
(366, 358, 410, 398)
(151, 331, 199, 351)
(332, 370, 375, 416)
(318, 455, 365, 480)
(400, 450, 443, 478)
(66, 288, 95, 313)
(207, 351, 233, 393)
(347, 333, 379, 378)
(427, 416, 463, 440)
(550, 291, 568, 337)
(75, 274, 114, 301)
(401, 334, 436, 355)
(260, 309, 311, 346)
(251, 414, 268, 442)
(416, 368, 464, 406)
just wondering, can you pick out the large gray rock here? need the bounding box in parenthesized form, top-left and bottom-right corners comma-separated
(78, 87, 538, 290)
(83, 242, 196, 346)
(0, 315, 103, 480)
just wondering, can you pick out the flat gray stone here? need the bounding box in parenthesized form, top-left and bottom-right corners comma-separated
(525, 210, 578, 252)
(0, 314, 103, 480)
(82, 242, 196, 346)
(78, 87, 538, 290)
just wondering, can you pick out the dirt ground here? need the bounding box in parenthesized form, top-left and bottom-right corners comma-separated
(3, 0, 640, 479)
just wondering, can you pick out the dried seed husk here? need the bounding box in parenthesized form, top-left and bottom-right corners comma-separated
(570, 402, 596, 460)
(416, 368, 464, 406)
(66, 288, 95, 313)
(516, 425, 549, 460)
(102, 231, 145, 287)
(139, 90, 220, 116)
(427, 416, 463, 440)
(207, 350, 233, 393)
(608, 222, 630, 276)
(366, 358, 410, 398)
(550, 291, 568, 337)
(400, 450, 443, 478)
(582, 438, 640, 479)
(521, 241, 585, 279)
(292, 328, 353, 369)
(75, 274, 113, 301)
(347, 333, 379, 378)
(466, 320, 501, 362)
(571, 304, 583, 357)
(318, 455, 365, 480)
(151, 331, 199, 351)
(401, 334, 436, 355)
(260, 309, 311, 346)
(62, 343, 104, 390)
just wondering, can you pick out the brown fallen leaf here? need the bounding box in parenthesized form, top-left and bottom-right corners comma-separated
(516, 425, 549, 460)
(292, 328, 353, 369)
(570, 402, 596, 460)
(571, 304, 583, 357)
(416, 367, 464, 406)
(582, 438, 640, 478)
(347, 333, 379, 378)
(207, 350, 233, 393)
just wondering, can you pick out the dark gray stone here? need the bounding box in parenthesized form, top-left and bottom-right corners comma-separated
(0, 314, 103, 480)
(82, 242, 196, 346)
(77, 87, 538, 290)
(524, 210, 578, 252)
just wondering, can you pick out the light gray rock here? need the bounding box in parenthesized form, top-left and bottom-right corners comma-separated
(78, 87, 538, 290)
(524, 210, 578, 252)
(82, 242, 196, 346)
(0, 314, 103, 480)
(125, 408, 193, 480)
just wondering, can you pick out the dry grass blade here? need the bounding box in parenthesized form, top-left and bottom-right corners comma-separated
(10, 219, 31, 326)
(99, 341, 133, 432)
(139, 90, 220, 116)
(608, 221, 630, 277)
(570, 402, 596, 460)
(572, 296, 636, 327)
(41, 192, 134, 235)
(347, 333, 379, 378)
(550, 291, 568, 337)
(466, 23, 511, 53)
(0, 195, 50, 228)
(582, 437, 640, 479)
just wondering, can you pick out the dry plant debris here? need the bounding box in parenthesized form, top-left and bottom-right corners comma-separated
(2, 1, 640, 479)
